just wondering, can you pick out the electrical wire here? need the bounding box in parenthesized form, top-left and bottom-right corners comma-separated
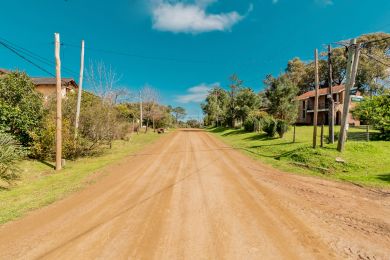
(61, 42, 213, 64)
(0, 37, 79, 77)
(0, 41, 55, 77)
(361, 51, 390, 67)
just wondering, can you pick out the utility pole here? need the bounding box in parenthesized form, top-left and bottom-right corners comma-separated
(74, 40, 85, 139)
(327, 44, 335, 144)
(313, 49, 320, 148)
(139, 90, 143, 128)
(55, 33, 62, 171)
(337, 39, 361, 152)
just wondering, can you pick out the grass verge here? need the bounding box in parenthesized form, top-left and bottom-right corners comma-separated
(208, 126, 390, 188)
(0, 132, 161, 225)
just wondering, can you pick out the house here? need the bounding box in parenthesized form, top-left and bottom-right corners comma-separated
(0, 68, 11, 78)
(31, 77, 78, 100)
(296, 85, 362, 126)
(0, 68, 78, 100)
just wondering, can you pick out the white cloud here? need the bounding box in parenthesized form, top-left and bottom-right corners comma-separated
(175, 82, 219, 103)
(151, 1, 250, 33)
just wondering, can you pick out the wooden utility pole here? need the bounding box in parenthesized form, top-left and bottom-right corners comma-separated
(74, 40, 85, 139)
(313, 49, 320, 148)
(327, 44, 335, 144)
(55, 33, 62, 171)
(337, 39, 361, 152)
(139, 90, 143, 128)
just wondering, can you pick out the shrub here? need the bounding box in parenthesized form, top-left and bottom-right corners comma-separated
(353, 93, 390, 140)
(30, 91, 131, 161)
(0, 132, 26, 184)
(262, 117, 277, 137)
(243, 116, 258, 132)
(0, 72, 45, 145)
(276, 120, 289, 138)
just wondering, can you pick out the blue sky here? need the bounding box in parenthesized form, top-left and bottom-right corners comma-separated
(1, 0, 389, 118)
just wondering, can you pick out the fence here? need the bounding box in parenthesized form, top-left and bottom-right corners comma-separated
(346, 125, 371, 142)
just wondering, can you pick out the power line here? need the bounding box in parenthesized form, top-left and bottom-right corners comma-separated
(361, 51, 390, 67)
(361, 36, 390, 46)
(0, 37, 79, 77)
(0, 40, 55, 77)
(61, 42, 213, 64)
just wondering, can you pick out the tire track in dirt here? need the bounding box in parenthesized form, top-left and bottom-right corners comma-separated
(0, 129, 389, 259)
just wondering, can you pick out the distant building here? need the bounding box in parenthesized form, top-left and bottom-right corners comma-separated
(31, 77, 78, 101)
(0, 68, 78, 100)
(296, 85, 363, 126)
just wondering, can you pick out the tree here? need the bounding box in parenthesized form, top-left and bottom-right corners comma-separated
(264, 74, 299, 124)
(353, 92, 390, 140)
(227, 74, 244, 127)
(172, 106, 187, 123)
(0, 71, 45, 145)
(201, 87, 229, 126)
(235, 88, 261, 123)
(141, 86, 159, 132)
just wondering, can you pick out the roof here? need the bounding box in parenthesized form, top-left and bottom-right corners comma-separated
(0, 68, 11, 74)
(296, 85, 345, 100)
(31, 77, 78, 88)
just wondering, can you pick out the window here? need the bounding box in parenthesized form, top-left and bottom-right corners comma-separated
(302, 101, 306, 119)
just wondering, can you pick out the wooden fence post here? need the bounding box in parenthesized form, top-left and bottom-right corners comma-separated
(293, 124, 296, 143)
(366, 125, 370, 142)
(321, 124, 324, 147)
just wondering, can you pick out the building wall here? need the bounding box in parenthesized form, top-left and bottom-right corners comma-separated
(35, 84, 67, 101)
(296, 90, 360, 126)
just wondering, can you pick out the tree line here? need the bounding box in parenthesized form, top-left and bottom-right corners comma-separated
(202, 32, 390, 137)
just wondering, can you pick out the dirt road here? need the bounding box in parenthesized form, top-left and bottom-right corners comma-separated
(0, 129, 389, 259)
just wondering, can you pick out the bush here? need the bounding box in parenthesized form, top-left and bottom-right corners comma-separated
(276, 120, 289, 138)
(262, 117, 277, 137)
(243, 116, 258, 132)
(30, 91, 131, 161)
(353, 93, 390, 140)
(0, 72, 45, 145)
(0, 132, 26, 184)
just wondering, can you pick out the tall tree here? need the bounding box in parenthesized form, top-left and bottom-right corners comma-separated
(201, 87, 229, 126)
(264, 75, 299, 123)
(235, 88, 261, 123)
(172, 106, 187, 123)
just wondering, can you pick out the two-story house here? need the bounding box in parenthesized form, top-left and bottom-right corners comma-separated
(296, 85, 362, 126)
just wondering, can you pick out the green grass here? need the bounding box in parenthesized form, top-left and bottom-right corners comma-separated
(208, 126, 390, 188)
(0, 132, 162, 225)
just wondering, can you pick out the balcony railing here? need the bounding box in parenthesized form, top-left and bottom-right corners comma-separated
(307, 103, 329, 111)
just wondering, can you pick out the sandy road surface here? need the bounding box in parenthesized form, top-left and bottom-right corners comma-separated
(0, 129, 389, 259)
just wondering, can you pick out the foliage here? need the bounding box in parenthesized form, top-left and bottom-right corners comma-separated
(353, 93, 390, 140)
(201, 87, 230, 126)
(276, 120, 289, 138)
(235, 87, 261, 123)
(0, 132, 26, 184)
(243, 116, 258, 132)
(186, 119, 201, 128)
(264, 75, 299, 124)
(172, 106, 187, 123)
(0, 72, 45, 145)
(30, 91, 130, 160)
(285, 33, 390, 95)
(262, 116, 277, 137)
